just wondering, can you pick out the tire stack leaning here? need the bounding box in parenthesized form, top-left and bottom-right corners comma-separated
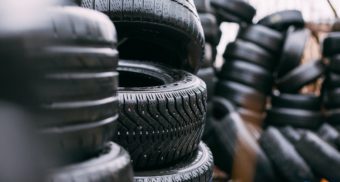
(0, 1, 134, 181)
(80, 1, 214, 181)
(323, 33, 340, 129)
(261, 10, 325, 130)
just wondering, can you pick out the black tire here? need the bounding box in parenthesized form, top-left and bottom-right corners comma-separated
(276, 28, 310, 78)
(271, 91, 321, 111)
(216, 81, 267, 112)
(329, 55, 340, 73)
(48, 142, 134, 182)
(116, 60, 207, 169)
(199, 13, 221, 46)
(194, 0, 212, 13)
(237, 25, 284, 54)
(276, 60, 325, 93)
(318, 123, 340, 148)
(81, 0, 204, 73)
(324, 88, 340, 109)
(205, 98, 276, 181)
(323, 32, 340, 57)
(224, 40, 275, 71)
(0, 6, 119, 163)
(260, 127, 315, 182)
(324, 71, 340, 89)
(197, 67, 216, 101)
(257, 10, 304, 31)
(211, 0, 256, 24)
(325, 109, 340, 126)
(295, 131, 340, 181)
(219, 59, 273, 93)
(134, 142, 213, 182)
(201, 43, 214, 68)
(279, 126, 303, 144)
(266, 108, 322, 129)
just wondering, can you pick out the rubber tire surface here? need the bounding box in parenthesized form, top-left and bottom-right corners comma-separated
(276, 60, 325, 93)
(0, 6, 119, 163)
(81, 0, 204, 73)
(204, 98, 276, 181)
(318, 124, 340, 148)
(257, 10, 304, 31)
(224, 40, 275, 71)
(237, 25, 283, 53)
(134, 142, 213, 182)
(276, 28, 310, 78)
(266, 108, 322, 129)
(197, 67, 216, 101)
(116, 60, 207, 169)
(260, 127, 315, 182)
(199, 13, 221, 45)
(49, 142, 133, 182)
(219, 59, 273, 93)
(194, 0, 211, 13)
(216, 81, 267, 112)
(271, 91, 321, 111)
(323, 32, 340, 57)
(295, 132, 340, 181)
(211, 0, 256, 24)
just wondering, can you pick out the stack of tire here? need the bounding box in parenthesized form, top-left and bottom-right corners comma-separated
(260, 10, 325, 130)
(80, 0, 214, 181)
(323, 33, 340, 128)
(0, 1, 134, 181)
(194, 0, 221, 102)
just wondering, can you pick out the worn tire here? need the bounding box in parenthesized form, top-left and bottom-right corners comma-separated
(197, 67, 216, 101)
(260, 127, 315, 182)
(81, 0, 204, 73)
(48, 142, 134, 182)
(134, 142, 213, 182)
(194, 0, 212, 13)
(224, 39, 275, 71)
(0, 6, 119, 163)
(257, 10, 304, 31)
(211, 0, 256, 24)
(116, 60, 207, 169)
(205, 98, 276, 181)
(199, 13, 221, 46)
(237, 24, 284, 54)
(271, 91, 321, 111)
(295, 132, 340, 181)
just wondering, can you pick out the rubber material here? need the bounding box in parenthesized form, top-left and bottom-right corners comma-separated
(197, 67, 216, 101)
(204, 98, 276, 181)
(201, 43, 214, 67)
(199, 13, 221, 45)
(257, 10, 304, 31)
(276, 60, 325, 93)
(271, 91, 321, 111)
(323, 32, 340, 57)
(266, 108, 322, 129)
(237, 25, 284, 53)
(219, 59, 272, 93)
(260, 127, 315, 182)
(318, 123, 340, 148)
(280, 126, 303, 144)
(216, 81, 267, 112)
(49, 142, 133, 182)
(329, 55, 340, 73)
(224, 40, 275, 71)
(276, 28, 310, 78)
(211, 0, 256, 24)
(81, 0, 204, 73)
(296, 132, 340, 181)
(194, 0, 211, 13)
(134, 142, 213, 182)
(323, 88, 340, 109)
(116, 60, 207, 169)
(325, 109, 340, 126)
(325, 71, 340, 89)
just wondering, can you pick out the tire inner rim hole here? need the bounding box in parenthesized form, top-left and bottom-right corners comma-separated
(118, 70, 165, 87)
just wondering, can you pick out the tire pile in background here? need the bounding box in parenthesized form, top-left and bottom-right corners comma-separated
(198, 0, 340, 181)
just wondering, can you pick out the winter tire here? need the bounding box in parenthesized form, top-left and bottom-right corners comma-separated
(134, 142, 213, 182)
(116, 60, 207, 169)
